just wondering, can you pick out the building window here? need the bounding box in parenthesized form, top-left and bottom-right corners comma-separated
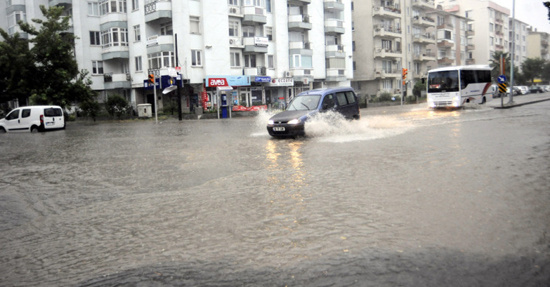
(148, 51, 175, 69)
(229, 20, 239, 37)
(88, 2, 100, 16)
(99, 0, 127, 15)
(382, 79, 393, 90)
(245, 54, 257, 68)
(228, 0, 239, 5)
(92, 61, 104, 74)
(190, 16, 200, 34)
(266, 26, 272, 41)
(191, 50, 202, 66)
(101, 28, 128, 47)
(268, 55, 274, 68)
(135, 56, 142, 72)
(230, 51, 241, 67)
(265, 0, 271, 12)
(160, 23, 173, 35)
(242, 26, 255, 37)
(133, 25, 140, 42)
(131, 0, 138, 10)
(90, 31, 101, 45)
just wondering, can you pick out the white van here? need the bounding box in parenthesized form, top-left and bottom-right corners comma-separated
(0, 105, 65, 133)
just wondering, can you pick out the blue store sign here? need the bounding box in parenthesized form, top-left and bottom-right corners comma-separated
(254, 76, 271, 83)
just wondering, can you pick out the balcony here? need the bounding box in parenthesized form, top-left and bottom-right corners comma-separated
(466, 58, 475, 65)
(288, 14, 312, 31)
(413, 15, 436, 27)
(48, 0, 72, 8)
(243, 66, 267, 76)
(413, 52, 436, 62)
(242, 6, 266, 25)
(374, 69, 400, 79)
(413, 33, 436, 44)
(324, 0, 344, 12)
(243, 36, 268, 53)
(374, 47, 402, 59)
(373, 5, 401, 19)
(374, 25, 402, 39)
(229, 37, 244, 48)
(103, 73, 131, 90)
(100, 13, 128, 27)
(466, 29, 475, 37)
(325, 19, 345, 34)
(146, 35, 174, 53)
(288, 0, 311, 5)
(437, 40, 453, 48)
(326, 68, 346, 82)
(325, 44, 345, 58)
(289, 41, 313, 56)
(438, 57, 454, 65)
(412, 0, 435, 9)
(144, 0, 172, 23)
(466, 43, 475, 50)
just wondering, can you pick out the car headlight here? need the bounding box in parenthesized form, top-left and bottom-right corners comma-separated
(287, 119, 300, 125)
(267, 119, 274, 125)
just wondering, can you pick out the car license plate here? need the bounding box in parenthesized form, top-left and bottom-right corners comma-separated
(46, 122, 54, 126)
(273, 127, 285, 132)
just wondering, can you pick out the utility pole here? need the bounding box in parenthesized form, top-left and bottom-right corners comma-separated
(509, 0, 515, 104)
(175, 33, 182, 121)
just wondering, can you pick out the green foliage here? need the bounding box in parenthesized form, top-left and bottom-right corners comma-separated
(521, 58, 546, 84)
(0, 5, 95, 109)
(79, 99, 101, 122)
(413, 81, 426, 98)
(0, 30, 34, 104)
(489, 51, 510, 81)
(378, 92, 394, 102)
(105, 94, 130, 119)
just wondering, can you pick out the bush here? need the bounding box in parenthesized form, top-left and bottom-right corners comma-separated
(105, 94, 130, 119)
(79, 99, 101, 121)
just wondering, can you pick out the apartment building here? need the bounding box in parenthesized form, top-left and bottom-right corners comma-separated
(438, 0, 510, 66)
(352, 0, 439, 100)
(1, 0, 354, 112)
(509, 18, 529, 71)
(527, 28, 550, 62)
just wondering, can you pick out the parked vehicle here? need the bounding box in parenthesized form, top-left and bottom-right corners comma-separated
(517, 86, 529, 95)
(0, 106, 65, 133)
(267, 87, 360, 138)
(529, 85, 544, 93)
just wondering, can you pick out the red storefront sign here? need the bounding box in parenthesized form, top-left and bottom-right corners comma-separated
(208, 78, 228, 87)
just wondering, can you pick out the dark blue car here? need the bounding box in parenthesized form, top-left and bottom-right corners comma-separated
(266, 87, 361, 138)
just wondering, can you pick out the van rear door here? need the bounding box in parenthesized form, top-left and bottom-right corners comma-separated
(43, 107, 64, 129)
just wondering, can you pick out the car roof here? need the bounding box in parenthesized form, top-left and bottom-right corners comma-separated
(297, 87, 355, 96)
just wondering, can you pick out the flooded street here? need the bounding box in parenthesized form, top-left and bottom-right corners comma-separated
(1, 102, 549, 286)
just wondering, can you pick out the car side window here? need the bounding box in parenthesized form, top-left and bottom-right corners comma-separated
(336, 92, 348, 106)
(22, 109, 31, 118)
(6, 110, 19, 121)
(345, 91, 356, 104)
(321, 94, 335, 110)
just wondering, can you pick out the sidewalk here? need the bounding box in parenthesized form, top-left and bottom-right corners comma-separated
(488, 93, 550, 109)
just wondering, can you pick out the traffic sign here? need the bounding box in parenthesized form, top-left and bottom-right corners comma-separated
(499, 83, 507, 93)
(497, 75, 507, 84)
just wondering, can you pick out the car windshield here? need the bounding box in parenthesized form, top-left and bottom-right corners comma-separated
(287, 95, 321, 111)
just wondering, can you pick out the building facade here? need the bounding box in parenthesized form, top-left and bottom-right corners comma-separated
(1, 0, 354, 112)
(527, 28, 550, 62)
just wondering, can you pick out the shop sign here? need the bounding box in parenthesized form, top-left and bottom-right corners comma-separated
(206, 75, 250, 87)
(255, 37, 269, 47)
(254, 76, 271, 83)
(268, 78, 294, 87)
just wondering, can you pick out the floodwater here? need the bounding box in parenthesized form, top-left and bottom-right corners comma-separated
(1, 102, 549, 286)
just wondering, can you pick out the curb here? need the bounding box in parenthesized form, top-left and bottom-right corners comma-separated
(492, 97, 550, 109)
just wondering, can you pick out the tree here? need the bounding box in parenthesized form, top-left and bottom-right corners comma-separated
(105, 94, 130, 119)
(545, 2, 550, 21)
(489, 51, 510, 81)
(413, 80, 426, 98)
(0, 30, 35, 105)
(521, 58, 546, 84)
(17, 5, 94, 109)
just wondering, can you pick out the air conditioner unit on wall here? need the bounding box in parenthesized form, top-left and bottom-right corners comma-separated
(230, 39, 235, 45)
(230, 7, 237, 14)
(284, 71, 292, 77)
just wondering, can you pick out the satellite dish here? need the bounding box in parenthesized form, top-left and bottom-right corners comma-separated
(162, 85, 177, 94)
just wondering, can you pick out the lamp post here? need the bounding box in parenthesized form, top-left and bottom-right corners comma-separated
(509, 0, 515, 104)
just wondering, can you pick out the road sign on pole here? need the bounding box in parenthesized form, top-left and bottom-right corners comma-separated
(497, 75, 507, 84)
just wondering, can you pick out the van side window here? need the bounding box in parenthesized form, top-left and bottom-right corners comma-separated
(44, 108, 62, 117)
(321, 94, 335, 110)
(336, 92, 348, 106)
(22, 109, 31, 118)
(345, 91, 356, 104)
(6, 110, 19, 120)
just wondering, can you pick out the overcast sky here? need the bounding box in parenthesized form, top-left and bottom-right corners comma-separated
(500, 0, 550, 33)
